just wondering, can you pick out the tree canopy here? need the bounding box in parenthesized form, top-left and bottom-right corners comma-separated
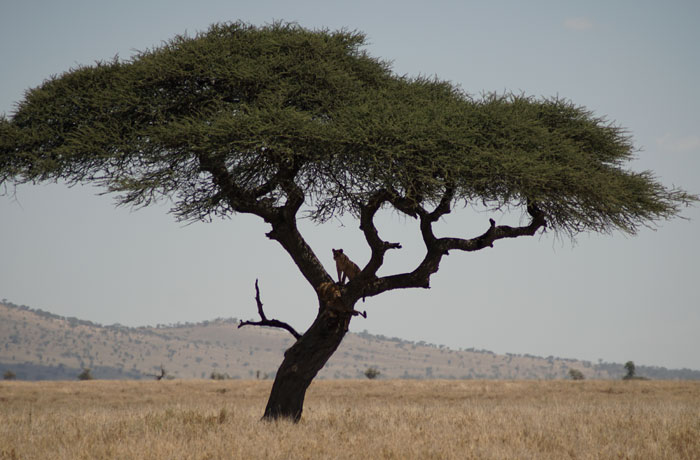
(1, 21, 693, 238)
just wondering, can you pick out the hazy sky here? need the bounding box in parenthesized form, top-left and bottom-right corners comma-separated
(1, 0, 698, 370)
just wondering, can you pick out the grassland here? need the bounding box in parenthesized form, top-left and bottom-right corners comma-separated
(1, 379, 698, 459)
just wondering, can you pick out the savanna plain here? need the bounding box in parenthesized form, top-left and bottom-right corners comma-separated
(1, 379, 698, 459)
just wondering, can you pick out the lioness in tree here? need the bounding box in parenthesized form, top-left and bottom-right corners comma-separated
(332, 248, 361, 284)
(317, 281, 342, 305)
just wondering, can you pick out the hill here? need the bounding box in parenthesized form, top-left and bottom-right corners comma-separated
(2, 300, 699, 381)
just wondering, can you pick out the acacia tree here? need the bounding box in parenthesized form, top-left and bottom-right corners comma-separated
(0, 22, 694, 421)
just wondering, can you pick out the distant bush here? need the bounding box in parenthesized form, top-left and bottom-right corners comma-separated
(78, 368, 94, 380)
(364, 367, 381, 380)
(210, 371, 230, 380)
(568, 369, 585, 380)
(3, 370, 16, 380)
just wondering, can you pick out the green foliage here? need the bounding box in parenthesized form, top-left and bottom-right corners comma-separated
(364, 367, 381, 379)
(568, 368, 585, 380)
(77, 368, 93, 380)
(1, 21, 694, 237)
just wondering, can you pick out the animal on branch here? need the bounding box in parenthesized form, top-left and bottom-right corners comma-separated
(315, 281, 367, 319)
(332, 248, 361, 285)
(317, 281, 342, 305)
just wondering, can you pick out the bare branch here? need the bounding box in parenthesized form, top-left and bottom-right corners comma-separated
(250, 160, 300, 199)
(147, 364, 168, 381)
(387, 189, 422, 218)
(196, 153, 277, 220)
(441, 199, 546, 252)
(362, 199, 547, 298)
(279, 176, 305, 218)
(238, 280, 302, 340)
(197, 152, 331, 290)
(265, 219, 334, 288)
(359, 190, 403, 277)
(428, 184, 455, 222)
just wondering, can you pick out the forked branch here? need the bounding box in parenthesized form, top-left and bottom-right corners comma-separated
(238, 279, 302, 340)
(362, 197, 548, 297)
(442, 200, 547, 252)
(358, 189, 403, 277)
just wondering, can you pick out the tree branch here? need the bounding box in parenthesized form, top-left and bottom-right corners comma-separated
(262, 158, 333, 289)
(428, 184, 455, 222)
(441, 200, 546, 252)
(238, 280, 302, 340)
(414, 185, 456, 248)
(362, 198, 547, 297)
(196, 153, 277, 221)
(387, 188, 422, 218)
(250, 160, 299, 199)
(358, 189, 402, 277)
(197, 152, 331, 289)
(278, 173, 305, 218)
(265, 218, 333, 288)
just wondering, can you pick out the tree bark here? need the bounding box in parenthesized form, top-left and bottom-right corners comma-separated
(262, 303, 353, 421)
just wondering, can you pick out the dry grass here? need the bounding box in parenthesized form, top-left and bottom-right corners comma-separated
(1, 379, 698, 459)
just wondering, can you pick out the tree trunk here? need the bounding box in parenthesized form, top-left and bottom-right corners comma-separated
(263, 305, 353, 422)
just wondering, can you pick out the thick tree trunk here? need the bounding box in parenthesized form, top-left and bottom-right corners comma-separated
(263, 305, 352, 422)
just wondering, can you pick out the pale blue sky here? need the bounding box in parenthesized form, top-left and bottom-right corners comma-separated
(1, 0, 698, 370)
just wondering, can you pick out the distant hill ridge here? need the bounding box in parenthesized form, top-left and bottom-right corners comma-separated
(2, 300, 699, 381)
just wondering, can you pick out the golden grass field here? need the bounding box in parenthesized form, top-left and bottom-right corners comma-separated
(1, 379, 698, 459)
